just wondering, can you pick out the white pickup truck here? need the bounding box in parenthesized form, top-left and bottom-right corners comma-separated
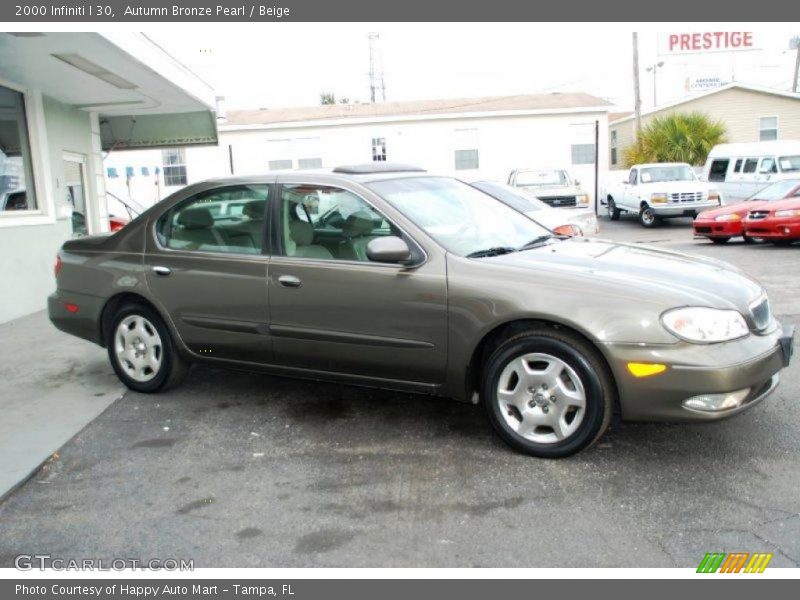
(604, 162, 721, 227)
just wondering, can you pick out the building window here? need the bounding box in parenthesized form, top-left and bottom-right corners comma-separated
(268, 159, 293, 171)
(759, 117, 778, 141)
(298, 158, 322, 169)
(454, 149, 479, 170)
(571, 143, 596, 165)
(162, 148, 188, 186)
(125, 166, 135, 178)
(141, 167, 150, 176)
(610, 130, 618, 166)
(611, 148, 618, 165)
(0, 84, 37, 211)
(372, 137, 387, 162)
(106, 167, 119, 178)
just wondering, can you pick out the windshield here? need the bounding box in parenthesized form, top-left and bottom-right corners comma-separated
(514, 169, 570, 187)
(470, 180, 548, 213)
(778, 156, 800, 172)
(369, 177, 551, 257)
(639, 165, 696, 183)
(748, 179, 800, 201)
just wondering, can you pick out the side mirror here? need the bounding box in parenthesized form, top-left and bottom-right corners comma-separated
(366, 236, 412, 264)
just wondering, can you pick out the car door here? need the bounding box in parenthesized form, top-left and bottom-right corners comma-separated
(267, 179, 448, 385)
(145, 182, 274, 363)
(622, 168, 638, 209)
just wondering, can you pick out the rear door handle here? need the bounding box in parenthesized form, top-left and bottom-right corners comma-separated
(152, 266, 172, 277)
(278, 275, 302, 288)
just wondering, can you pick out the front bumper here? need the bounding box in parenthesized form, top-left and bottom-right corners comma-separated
(743, 217, 800, 240)
(651, 201, 720, 217)
(604, 322, 794, 421)
(693, 218, 744, 238)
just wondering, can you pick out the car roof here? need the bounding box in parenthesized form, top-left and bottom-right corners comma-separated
(191, 164, 435, 187)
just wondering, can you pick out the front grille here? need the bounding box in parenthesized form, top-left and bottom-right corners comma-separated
(750, 297, 771, 331)
(748, 210, 770, 220)
(540, 195, 577, 207)
(695, 226, 712, 233)
(669, 191, 704, 203)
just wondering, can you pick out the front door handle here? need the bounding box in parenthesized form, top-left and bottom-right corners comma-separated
(152, 266, 172, 277)
(278, 275, 302, 288)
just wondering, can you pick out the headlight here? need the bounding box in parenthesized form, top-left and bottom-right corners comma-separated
(775, 209, 800, 218)
(715, 213, 741, 222)
(661, 307, 749, 343)
(708, 191, 721, 204)
(650, 193, 668, 204)
(576, 194, 589, 205)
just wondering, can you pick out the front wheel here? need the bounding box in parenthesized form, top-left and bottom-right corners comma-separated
(107, 304, 188, 393)
(710, 237, 731, 245)
(607, 198, 621, 221)
(639, 205, 658, 228)
(481, 327, 613, 458)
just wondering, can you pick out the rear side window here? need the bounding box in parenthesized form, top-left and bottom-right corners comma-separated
(708, 159, 729, 182)
(742, 158, 758, 174)
(734, 159, 743, 173)
(156, 184, 269, 255)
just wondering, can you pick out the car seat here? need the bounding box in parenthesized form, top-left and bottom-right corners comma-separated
(289, 221, 333, 259)
(338, 211, 376, 261)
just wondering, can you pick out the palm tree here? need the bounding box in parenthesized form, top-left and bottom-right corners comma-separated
(623, 112, 727, 167)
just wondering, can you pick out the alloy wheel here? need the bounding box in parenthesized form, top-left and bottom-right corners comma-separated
(114, 315, 163, 382)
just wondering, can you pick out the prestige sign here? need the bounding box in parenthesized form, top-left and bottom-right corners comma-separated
(659, 31, 759, 55)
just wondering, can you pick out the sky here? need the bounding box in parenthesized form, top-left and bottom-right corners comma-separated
(150, 24, 800, 112)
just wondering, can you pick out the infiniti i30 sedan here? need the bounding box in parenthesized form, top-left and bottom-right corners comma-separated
(49, 164, 795, 458)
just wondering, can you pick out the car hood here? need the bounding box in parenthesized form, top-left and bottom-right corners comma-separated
(697, 200, 769, 219)
(760, 197, 800, 213)
(638, 180, 712, 192)
(483, 237, 763, 313)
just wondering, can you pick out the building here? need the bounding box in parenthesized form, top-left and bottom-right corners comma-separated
(0, 32, 217, 324)
(609, 83, 800, 168)
(104, 92, 611, 208)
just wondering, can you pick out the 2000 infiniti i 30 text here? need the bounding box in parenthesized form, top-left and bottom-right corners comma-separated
(49, 164, 795, 457)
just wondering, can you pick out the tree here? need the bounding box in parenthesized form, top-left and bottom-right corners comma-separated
(623, 112, 727, 167)
(319, 92, 335, 105)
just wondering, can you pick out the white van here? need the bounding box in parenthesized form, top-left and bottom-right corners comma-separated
(702, 141, 800, 203)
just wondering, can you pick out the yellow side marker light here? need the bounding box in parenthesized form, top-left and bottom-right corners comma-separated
(627, 362, 667, 378)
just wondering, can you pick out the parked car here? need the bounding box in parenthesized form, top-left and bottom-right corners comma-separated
(0, 189, 28, 211)
(49, 164, 794, 458)
(703, 141, 800, 203)
(743, 195, 800, 246)
(106, 192, 145, 231)
(693, 179, 800, 244)
(507, 168, 590, 209)
(605, 162, 721, 227)
(471, 180, 599, 237)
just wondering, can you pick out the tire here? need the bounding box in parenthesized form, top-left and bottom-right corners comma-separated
(638, 205, 658, 228)
(607, 197, 621, 221)
(743, 234, 764, 245)
(106, 303, 188, 393)
(710, 237, 731, 244)
(481, 327, 613, 458)
(772, 239, 794, 247)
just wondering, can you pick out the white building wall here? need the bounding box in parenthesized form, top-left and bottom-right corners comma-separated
(105, 110, 609, 208)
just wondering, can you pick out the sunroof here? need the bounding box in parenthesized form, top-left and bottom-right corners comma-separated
(332, 163, 427, 175)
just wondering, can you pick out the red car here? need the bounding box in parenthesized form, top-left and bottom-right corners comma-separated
(693, 179, 800, 244)
(743, 196, 800, 246)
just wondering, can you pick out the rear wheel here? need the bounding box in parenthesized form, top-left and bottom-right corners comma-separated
(710, 237, 731, 244)
(481, 327, 613, 458)
(107, 304, 188, 393)
(607, 197, 621, 221)
(639, 205, 658, 228)
(743, 234, 764, 244)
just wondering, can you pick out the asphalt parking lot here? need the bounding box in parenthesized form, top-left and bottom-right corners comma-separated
(0, 216, 798, 568)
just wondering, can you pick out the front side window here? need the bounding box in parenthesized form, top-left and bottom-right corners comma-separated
(759, 116, 778, 141)
(759, 157, 777, 174)
(279, 184, 394, 262)
(369, 177, 550, 258)
(157, 184, 268, 255)
(162, 148, 188, 186)
(628, 169, 638, 185)
(779, 155, 800, 172)
(0, 84, 37, 212)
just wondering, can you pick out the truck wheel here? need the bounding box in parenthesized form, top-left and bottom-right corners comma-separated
(481, 326, 613, 458)
(607, 198, 621, 221)
(639, 205, 658, 228)
(107, 303, 189, 393)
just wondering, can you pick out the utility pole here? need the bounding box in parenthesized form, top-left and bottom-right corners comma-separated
(632, 32, 642, 134)
(368, 32, 385, 103)
(646, 61, 664, 106)
(791, 37, 800, 93)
